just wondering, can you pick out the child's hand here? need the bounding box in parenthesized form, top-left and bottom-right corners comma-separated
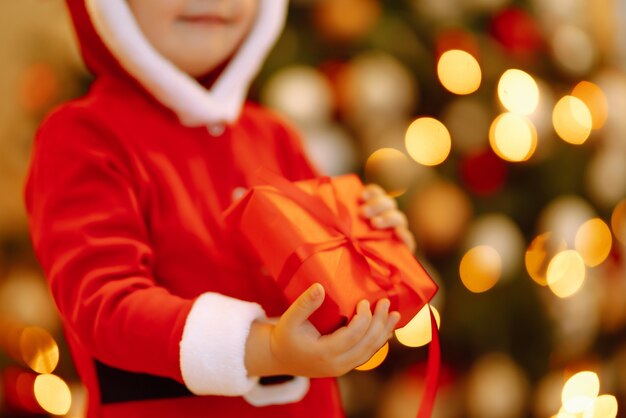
(245, 284, 400, 378)
(360, 184, 416, 253)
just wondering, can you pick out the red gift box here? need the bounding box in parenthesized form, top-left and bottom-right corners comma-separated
(224, 171, 438, 335)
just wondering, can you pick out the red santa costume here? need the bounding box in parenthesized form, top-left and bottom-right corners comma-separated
(23, 0, 345, 417)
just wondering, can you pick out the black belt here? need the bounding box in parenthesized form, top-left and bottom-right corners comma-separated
(95, 360, 295, 403)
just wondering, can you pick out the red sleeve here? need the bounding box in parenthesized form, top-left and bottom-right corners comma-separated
(23, 108, 193, 383)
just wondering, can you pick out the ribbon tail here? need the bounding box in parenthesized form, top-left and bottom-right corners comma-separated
(417, 306, 440, 418)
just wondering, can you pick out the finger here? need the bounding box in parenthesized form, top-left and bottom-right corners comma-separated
(395, 226, 416, 253)
(361, 195, 397, 218)
(319, 299, 372, 353)
(334, 298, 390, 364)
(371, 210, 408, 229)
(361, 184, 386, 201)
(281, 283, 325, 329)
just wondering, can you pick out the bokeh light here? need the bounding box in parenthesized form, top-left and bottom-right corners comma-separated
(261, 65, 334, 126)
(525, 233, 567, 286)
(408, 180, 473, 253)
(465, 214, 525, 280)
(394, 304, 441, 348)
(489, 113, 537, 162)
(583, 394, 618, 418)
(441, 97, 490, 154)
(459, 245, 502, 293)
(18, 62, 59, 112)
(551, 25, 596, 77)
(364, 148, 414, 197)
(355, 342, 389, 371)
(611, 199, 626, 245)
(574, 218, 612, 267)
(466, 353, 529, 418)
(405, 117, 451, 166)
(552, 96, 592, 145)
(497, 69, 539, 115)
(572, 81, 608, 130)
(561, 371, 600, 414)
(547, 250, 586, 298)
(437, 50, 482, 95)
(33, 374, 72, 416)
(19, 327, 59, 375)
(313, 0, 381, 42)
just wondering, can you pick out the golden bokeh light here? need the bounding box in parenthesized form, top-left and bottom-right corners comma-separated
(553, 96, 592, 145)
(572, 81, 608, 130)
(489, 113, 538, 162)
(611, 199, 626, 246)
(355, 342, 389, 371)
(525, 233, 568, 286)
(34, 374, 72, 415)
(459, 245, 502, 293)
(497, 69, 539, 115)
(20, 327, 59, 374)
(437, 49, 482, 95)
(314, 0, 381, 42)
(583, 394, 618, 418)
(561, 371, 600, 414)
(394, 304, 441, 348)
(364, 148, 414, 197)
(408, 180, 473, 253)
(405, 117, 451, 166)
(574, 218, 612, 267)
(547, 250, 586, 298)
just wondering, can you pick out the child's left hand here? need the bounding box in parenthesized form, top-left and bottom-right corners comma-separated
(360, 184, 416, 253)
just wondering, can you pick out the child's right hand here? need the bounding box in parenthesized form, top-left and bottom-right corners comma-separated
(245, 283, 400, 378)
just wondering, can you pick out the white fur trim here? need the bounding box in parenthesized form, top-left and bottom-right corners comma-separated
(85, 0, 288, 127)
(244, 376, 310, 406)
(179, 292, 266, 396)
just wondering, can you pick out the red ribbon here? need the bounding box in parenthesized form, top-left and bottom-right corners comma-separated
(418, 307, 440, 418)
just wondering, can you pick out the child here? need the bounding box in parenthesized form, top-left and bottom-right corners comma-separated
(23, 1, 416, 417)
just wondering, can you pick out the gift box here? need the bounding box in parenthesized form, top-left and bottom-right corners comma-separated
(223, 171, 438, 335)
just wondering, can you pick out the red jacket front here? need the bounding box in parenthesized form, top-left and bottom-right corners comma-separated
(23, 0, 345, 417)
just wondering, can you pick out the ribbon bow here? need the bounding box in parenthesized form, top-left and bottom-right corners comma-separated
(253, 171, 403, 305)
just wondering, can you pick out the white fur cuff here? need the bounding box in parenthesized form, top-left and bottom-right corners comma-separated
(244, 376, 311, 407)
(180, 292, 266, 396)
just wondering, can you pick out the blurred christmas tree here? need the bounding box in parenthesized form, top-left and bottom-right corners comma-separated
(1, 0, 625, 417)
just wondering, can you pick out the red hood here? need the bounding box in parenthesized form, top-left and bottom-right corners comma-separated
(65, 0, 289, 127)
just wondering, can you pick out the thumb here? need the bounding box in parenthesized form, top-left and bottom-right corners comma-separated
(282, 283, 325, 328)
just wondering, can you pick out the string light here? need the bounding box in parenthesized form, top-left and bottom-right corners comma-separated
(546, 250, 586, 298)
(572, 81, 608, 130)
(574, 218, 612, 267)
(33, 374, 72, 416)
(394, 304, 441, 347)
(405, 117, 451, 166)
(553, 96, 592, 145)
(437, 50, 482, 95)
(561, 371, 600, 414)
(497, 69, 539, 115)
(460, 245, 502, 293)
(489, 113, 537, 162)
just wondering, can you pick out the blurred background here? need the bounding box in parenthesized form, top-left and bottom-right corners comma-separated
(1, 0, 626, 417)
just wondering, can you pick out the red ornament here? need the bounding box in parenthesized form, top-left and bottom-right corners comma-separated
(490, 7, 544, 57)
(460, 149, 507, 196)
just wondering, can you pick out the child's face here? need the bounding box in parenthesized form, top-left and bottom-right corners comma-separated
(127, 0, 259, 77)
